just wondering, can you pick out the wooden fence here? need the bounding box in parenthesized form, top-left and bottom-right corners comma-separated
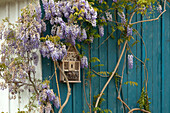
(42, 1, 170, 113)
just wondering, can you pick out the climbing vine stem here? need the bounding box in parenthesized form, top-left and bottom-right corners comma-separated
(56, 62, 71, 113)
(54, 61, 62, 108)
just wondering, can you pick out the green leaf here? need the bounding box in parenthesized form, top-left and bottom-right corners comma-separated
(90, 57, 100, 63)
(76, 43, 81, 49)
(94, 7, 98, 12)
(124, 81, 138, 86)
(117, 26, 125, 31)
(94, 34, 101, 38)
(78, 17, 83, 20)
(93, 64, 104, 68)
(132, 40, 139, 47)
(146, 58, 150, 61)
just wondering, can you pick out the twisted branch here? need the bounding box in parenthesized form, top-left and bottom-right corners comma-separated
(128, 108, 151, 113)
(54, 61, 62, 108)
(130, 0, 167, 25)
(56, 62, 71, 113)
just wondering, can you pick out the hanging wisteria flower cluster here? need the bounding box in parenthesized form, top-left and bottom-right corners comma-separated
(38, 83, 60, 113)
(40, 40, 67, 61)
(128, 54, 133, 69)
(41, 0, 97, 45)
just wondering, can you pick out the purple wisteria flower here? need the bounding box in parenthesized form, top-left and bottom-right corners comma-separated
(0, 82, 7, 90)
(40, 41, 67, 61)
(42, 83, 48, 89)
(99, 25, 104, 37)
(118, 12, 126, 25)
(148, 5, 152, 11)
(81, 29, 87, 40)
(45, 102, 52, 113)
(89, 36, 94, 43)
(49, 0, 56, 16)
(35, 3, 42, 23)
(140, 6, 146, 12)
(127, 25, 132, 36)
(157, 5, 162, 13)
(101, 16, 106, 22)
(128, 55, 133, 69)
(105, 12, 112, 21)
(81, 56, 88, 68)
(38, 83, 60, 110)
(32, 52, 39, 66)
(53, 97, 60, 109)
(99, 0, 103, 3)
(113, 0, 117, 2)
(40, 0, 98, 46)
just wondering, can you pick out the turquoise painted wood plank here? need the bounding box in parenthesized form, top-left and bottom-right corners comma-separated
(136, 14, 142, 112)
(161, 1, 165, 113)
(82, 43, 90, 113)
(99, 17, 108, 110)
(152, 14, 161, 113)
(72, 46, 83, 113)
(142, 12, 154, 112)
(107, 1, 117, 112)
(91, 34, 100, 111)
(127, 10, 138, 110)
(163, 4, 170, 113)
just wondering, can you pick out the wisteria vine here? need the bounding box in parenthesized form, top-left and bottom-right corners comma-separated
(0, 0, 168, 113)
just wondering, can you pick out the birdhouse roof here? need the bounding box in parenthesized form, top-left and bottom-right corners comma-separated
(67, 45, 79, 53)
(62, 45, 81, 61)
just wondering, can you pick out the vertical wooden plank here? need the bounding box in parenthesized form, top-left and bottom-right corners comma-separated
(161, 2, 165, 113)
(72, 83, 82, 112)
(72, 46, 83, 113)
(107, 1, 117, 112)
(91, 33, 100, 112)
(118, 12, 127, 113)
(17, 1, 30, 111)
(99, 15, 108, 111)
(152, 14, 161, 113)
(8, 1, 20, 112)
(0, 2, 10, 112)
(142, 12, 154, 112)
(136, 14, 142, 111)
(127, 11, 138, 110)
(0, 79, 9, 112)
(82, 43, 90, 113)
(163, 4, 170, 113)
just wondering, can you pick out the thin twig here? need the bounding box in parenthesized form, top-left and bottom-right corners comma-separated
(56, 62, 71, 113)
(83, 69, 91, 109)
(92, 69, 109, 77)
(118, 49, 127, 97)
(117, 97, 130, 111)
(116, 49, 131, 111)
(28, 71, 39, 95)
(49, 72, 55, 81)
(130, 0, 167, 25)
(96, 31, 114, 49)
(128, 108, 151, 113)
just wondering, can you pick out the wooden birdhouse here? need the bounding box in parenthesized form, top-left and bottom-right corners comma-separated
(60, 45, 81, 83)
